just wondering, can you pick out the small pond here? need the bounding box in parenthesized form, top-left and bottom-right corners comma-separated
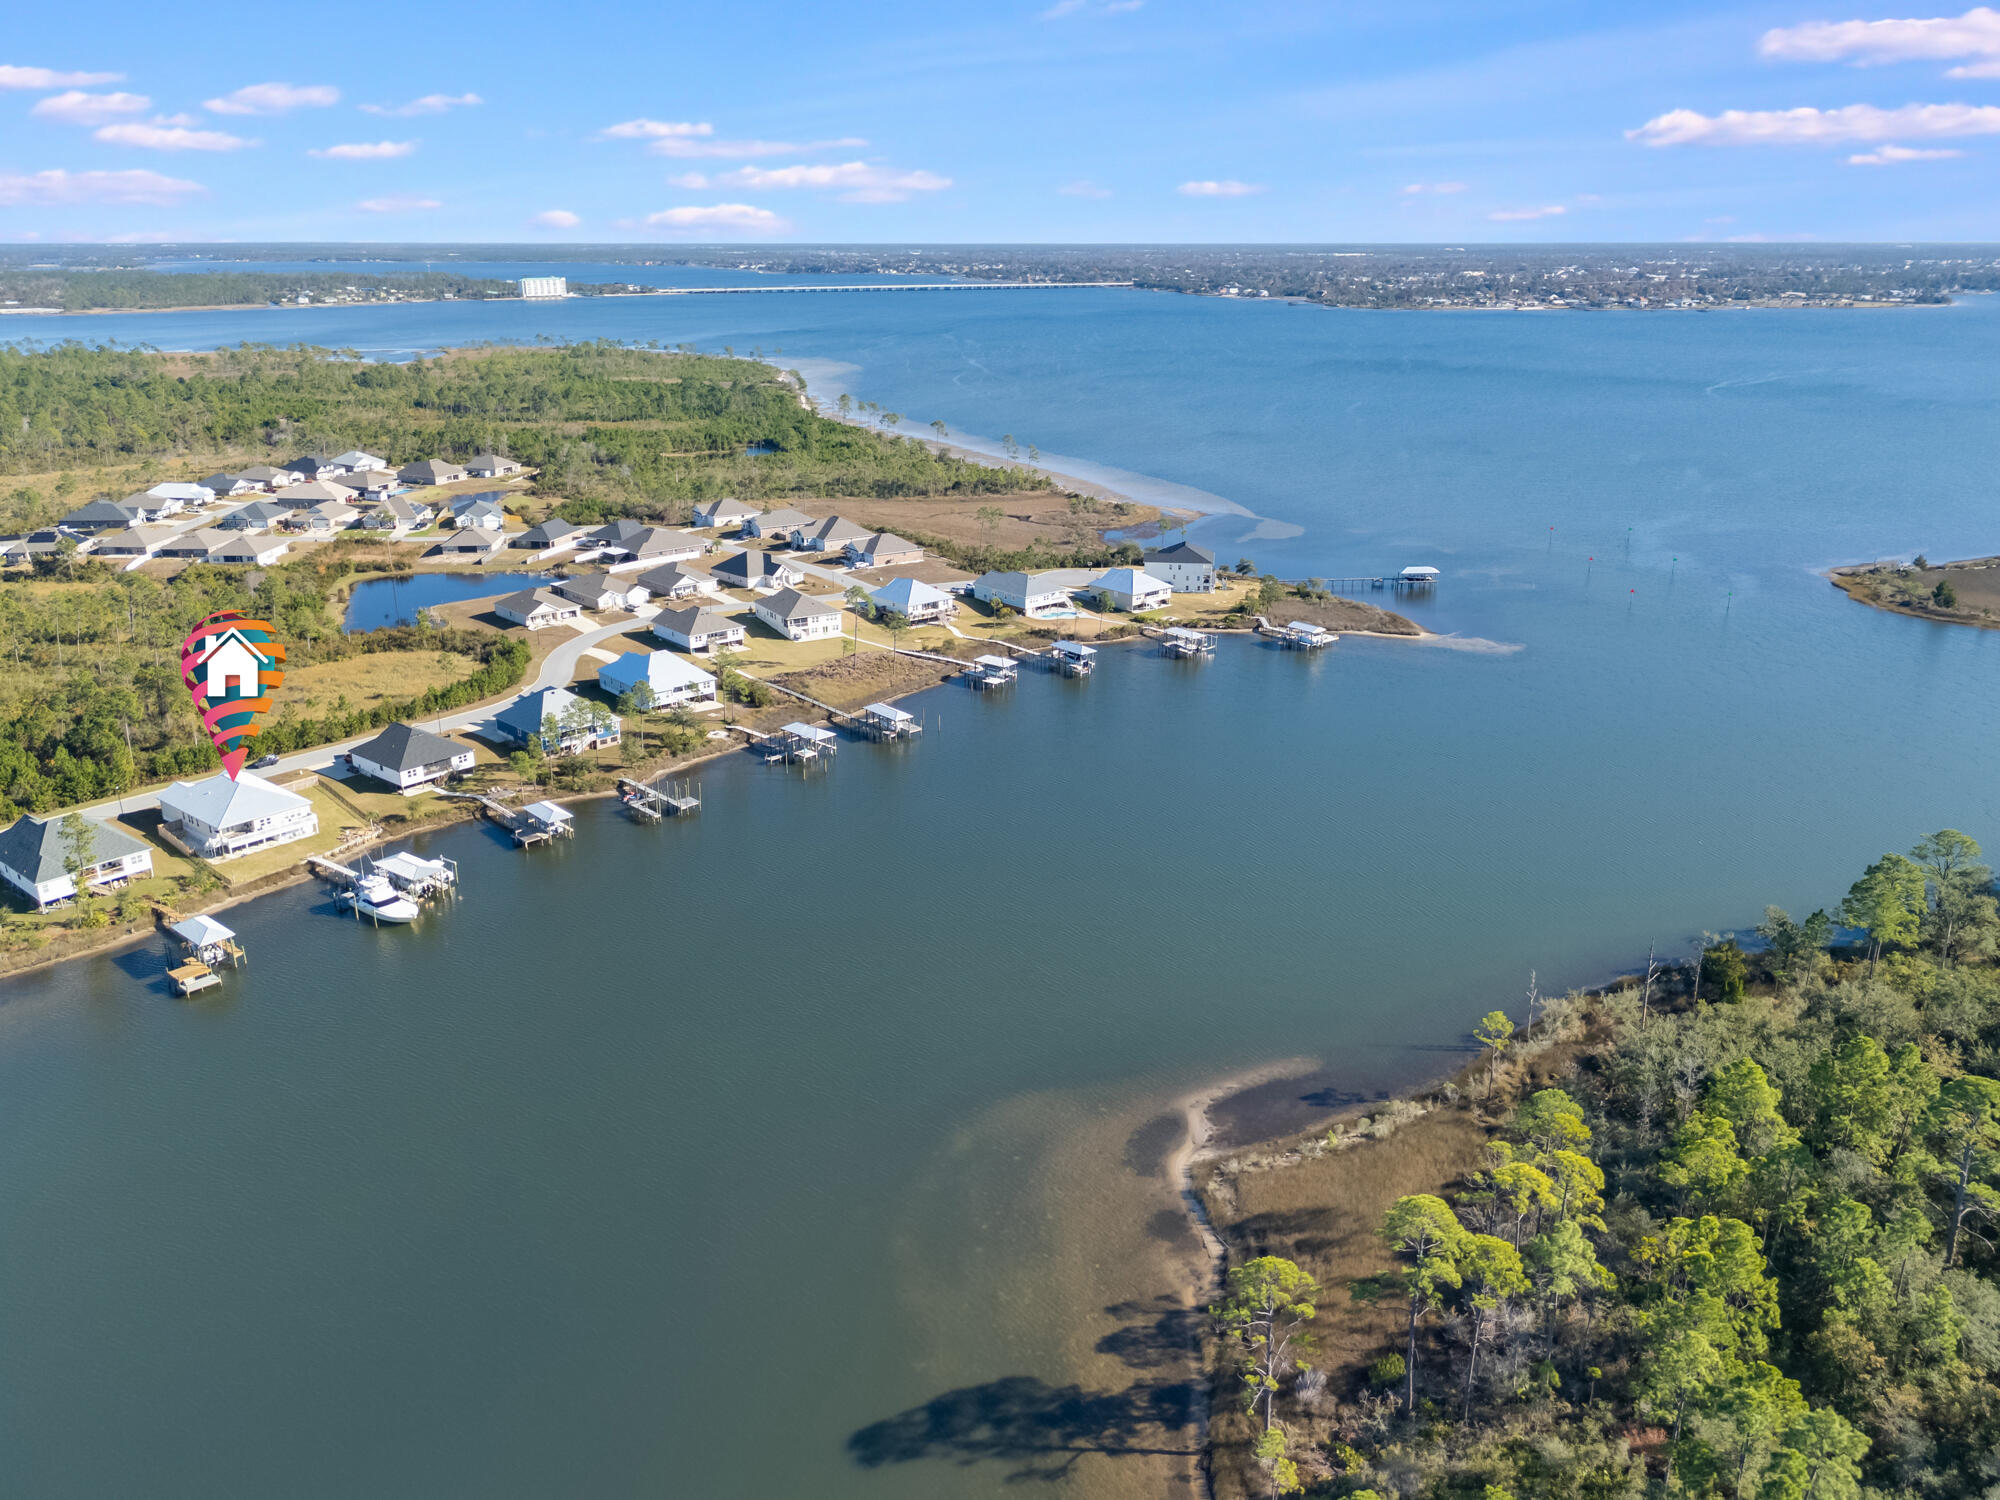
(342, 571, 554, 630)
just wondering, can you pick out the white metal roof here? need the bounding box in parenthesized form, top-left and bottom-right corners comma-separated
(1052, 639, 1097, 657)
(169, 914, 236, 945)
(158, 771, 311, 828)
(522, 801, 573, 824)
(1400, 565, 1441, 578)
(974, 654, 1015, 668)
(863, 702, 914, 722)
(781, 722, 838, 742)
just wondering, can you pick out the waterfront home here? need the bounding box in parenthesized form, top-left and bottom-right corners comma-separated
(1091, 567, 1173, 613)
(93, 525, 177, 561)
(553, 571, 647, 612)
(207, 534, 292, 567)
(347, 722, 476, 792)
(360, 495, 432, 531)
(220, 500, 298, 533)
(273, 479, 361, 507)
(753, 587, 844, 642)
(398, 459, 467, 487)
(493, 588, 582, 630)
(199, 471, 259, 498)
(298, 500, 361, 534)
(59, 499, 148, 534)
(466, 453, 522, 478)
(601, 526, 705, 572)
(1142, 540, 1217, 593)
(972, 570, 1075, 617)
(868, 576, 957, 624)
(598, 649, 719, 708)
(845, 531, 923, 569)
(448, 494, 508, 531)
(332, 449, 386, 473)
(635, 564, 713, 602)
(158, 771, 319, 860)
(792, 515, 873, 553)
(693, 498, 757, 530)
(711, 549, 803, 592)
(147, 481, 215, 508)
(430, 530, 506, 558)
(157, 527, 232, 560)
(649, 604, 746, 654)
(742, 507, 814, 539)
(347, 471, 402, 502)
(496, 686, 621, 754)
(0, 814, 154, 909)
(235, 464, 304, 491)
(513, 519, 584, 554)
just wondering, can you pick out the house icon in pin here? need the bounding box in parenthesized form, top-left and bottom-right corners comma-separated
(194, 627, 271, 704)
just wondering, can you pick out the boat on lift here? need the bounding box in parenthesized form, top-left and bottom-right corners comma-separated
(336, 873, 422, 924)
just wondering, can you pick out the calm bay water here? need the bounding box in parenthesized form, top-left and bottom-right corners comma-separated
(3, 281, 1998, 1497)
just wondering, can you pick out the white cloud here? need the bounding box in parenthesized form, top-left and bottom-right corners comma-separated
(310, 140, 417, 160)
(356, 194, 440, 212)
(717, 161, 950, 202)
(1177, 179, 1264, 196)
(1759, 8, 2000, 74)
(95, 121, 255, 151)
(641, 203, 791, 234)
(1629, 101, 2000, 146)
(1399, 180, 1468, 194)
(1058, 179, 1112, 197)
(532, 209, 580, 228)
(666, 171, 710, 188)
(651, 135, 867, 159)
(359, 92, 481, 117)
(1847, 141, 1965, 162)
(1041, 0, 1143, 16)
(0, 64, 123, 90)
(1488, 204, 1568, 221)
(205, 82, 340, 116)
(602, 118, 713, 140)
(0, 167, 205, 205)
(29, 89, 149, 124)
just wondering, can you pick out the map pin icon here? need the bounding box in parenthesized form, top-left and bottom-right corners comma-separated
(179, 610, 287, 780)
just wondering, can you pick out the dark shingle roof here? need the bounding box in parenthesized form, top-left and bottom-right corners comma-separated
(350, 721, 464, 773)
(0, 815, 150, 885)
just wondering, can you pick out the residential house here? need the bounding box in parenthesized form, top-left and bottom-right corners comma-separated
(1142, 540, 1218, 593)
(59, 499, 147, 534)
(753, 586, 844, 642)
(495, 687, 621, 754)
(465, 453, 522, 478)
(1091, 567, 1173, 612)
(146, 482, 215, 509)
(845, 531, 924, 569)
(972, 570, 1076, 617)
(493, 588, 582, 630)
(346, 470, 401, 502)
(285, 454, 345, 480)
(397, 459, 467, 487)
(207, 534, 292, 567)
(273, 478, 360, 507)
(512, 519, 583, 554)
(93, 525, 178, 561)
(159, 771, 318, 860)
(791, 515, 873, 553)
(649, 605, 746, 654)
(601, 526, 704, 573)
(693, 498, 757, 530)
(587, 519, 652, 552)
(219, 500, 298, 533)
(742, 507, 814, 539)
(552, 571, 647, 612)
(331, 449, 386, 473)
(597, 650, 718, 708)
(298, 500, 361, 534)
(430, 530, 505, 558)
(359, 495, 432, 531)
(114, 490, 177, 519)
(346, 722, 475, 792)
(234, 464, 303, 491)
(635, 564, 713, 602)
(447, 494, 508, 530)
(710, 549, 803, 593)
(869, 576, 957, 624)
(199, 471, 259, 498)
(0, 814, 154, 909)
(157, 527, 232, 560)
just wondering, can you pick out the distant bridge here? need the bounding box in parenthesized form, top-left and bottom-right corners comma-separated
(633, 281, 1136, 296)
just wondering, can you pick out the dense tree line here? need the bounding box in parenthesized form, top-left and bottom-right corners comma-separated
(0, 342, 1048, 530)
(0, 270, 518, 311)
(1217, 833, 2000, 1498)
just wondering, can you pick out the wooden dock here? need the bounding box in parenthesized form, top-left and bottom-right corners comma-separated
(618, 776, 701, 820)
(1158, 626, 1215, 659)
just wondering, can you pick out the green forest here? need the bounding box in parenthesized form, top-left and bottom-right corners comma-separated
(0, 269, 526, 311)
(1213, 833, 2000, 1500)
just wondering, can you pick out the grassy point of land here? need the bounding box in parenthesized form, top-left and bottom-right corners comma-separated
(1831, 555, 2000, 630)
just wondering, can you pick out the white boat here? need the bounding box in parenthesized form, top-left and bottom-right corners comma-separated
(337, 873, 421, 924)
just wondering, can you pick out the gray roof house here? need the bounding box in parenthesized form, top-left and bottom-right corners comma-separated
(711, 549, 804, 592)
(649, 605, 747, 654)
(552, 571, 646, 611)
(0, 814, 155, 909)
(752, 586, 844, 641)
(693, 498, 758, 529)
(235, 464, 303, 489)
(285, 454, 344, 479)
(360, 495, 433, 530)
(1141, 539, 1218, 593)
(220, 500, 298, 532)
(791, 515, 874, 552)
(845, 531, 924, 568)
(346, 722, 475, 792)
(465, 454, 522, 478)
(60, 499, 147, 534)
(496, 687, 621, 754)
(199, 471, 259, 497)
(512, 519, 583, 552)
(742, 507, 815, 539)
(397, 459, 468, 487)
(589, 518, 654, 549)
(493, 588, 583, 629)
(635, 563, 713, 600)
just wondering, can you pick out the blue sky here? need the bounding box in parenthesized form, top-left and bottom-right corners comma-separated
(3, 0, 1998, 243)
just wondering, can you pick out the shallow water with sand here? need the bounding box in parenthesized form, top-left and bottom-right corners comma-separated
(1, 282, 1997, 1496)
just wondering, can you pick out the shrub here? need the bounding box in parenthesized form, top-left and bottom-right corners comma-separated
(1367, 1353, 1406, 1388)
